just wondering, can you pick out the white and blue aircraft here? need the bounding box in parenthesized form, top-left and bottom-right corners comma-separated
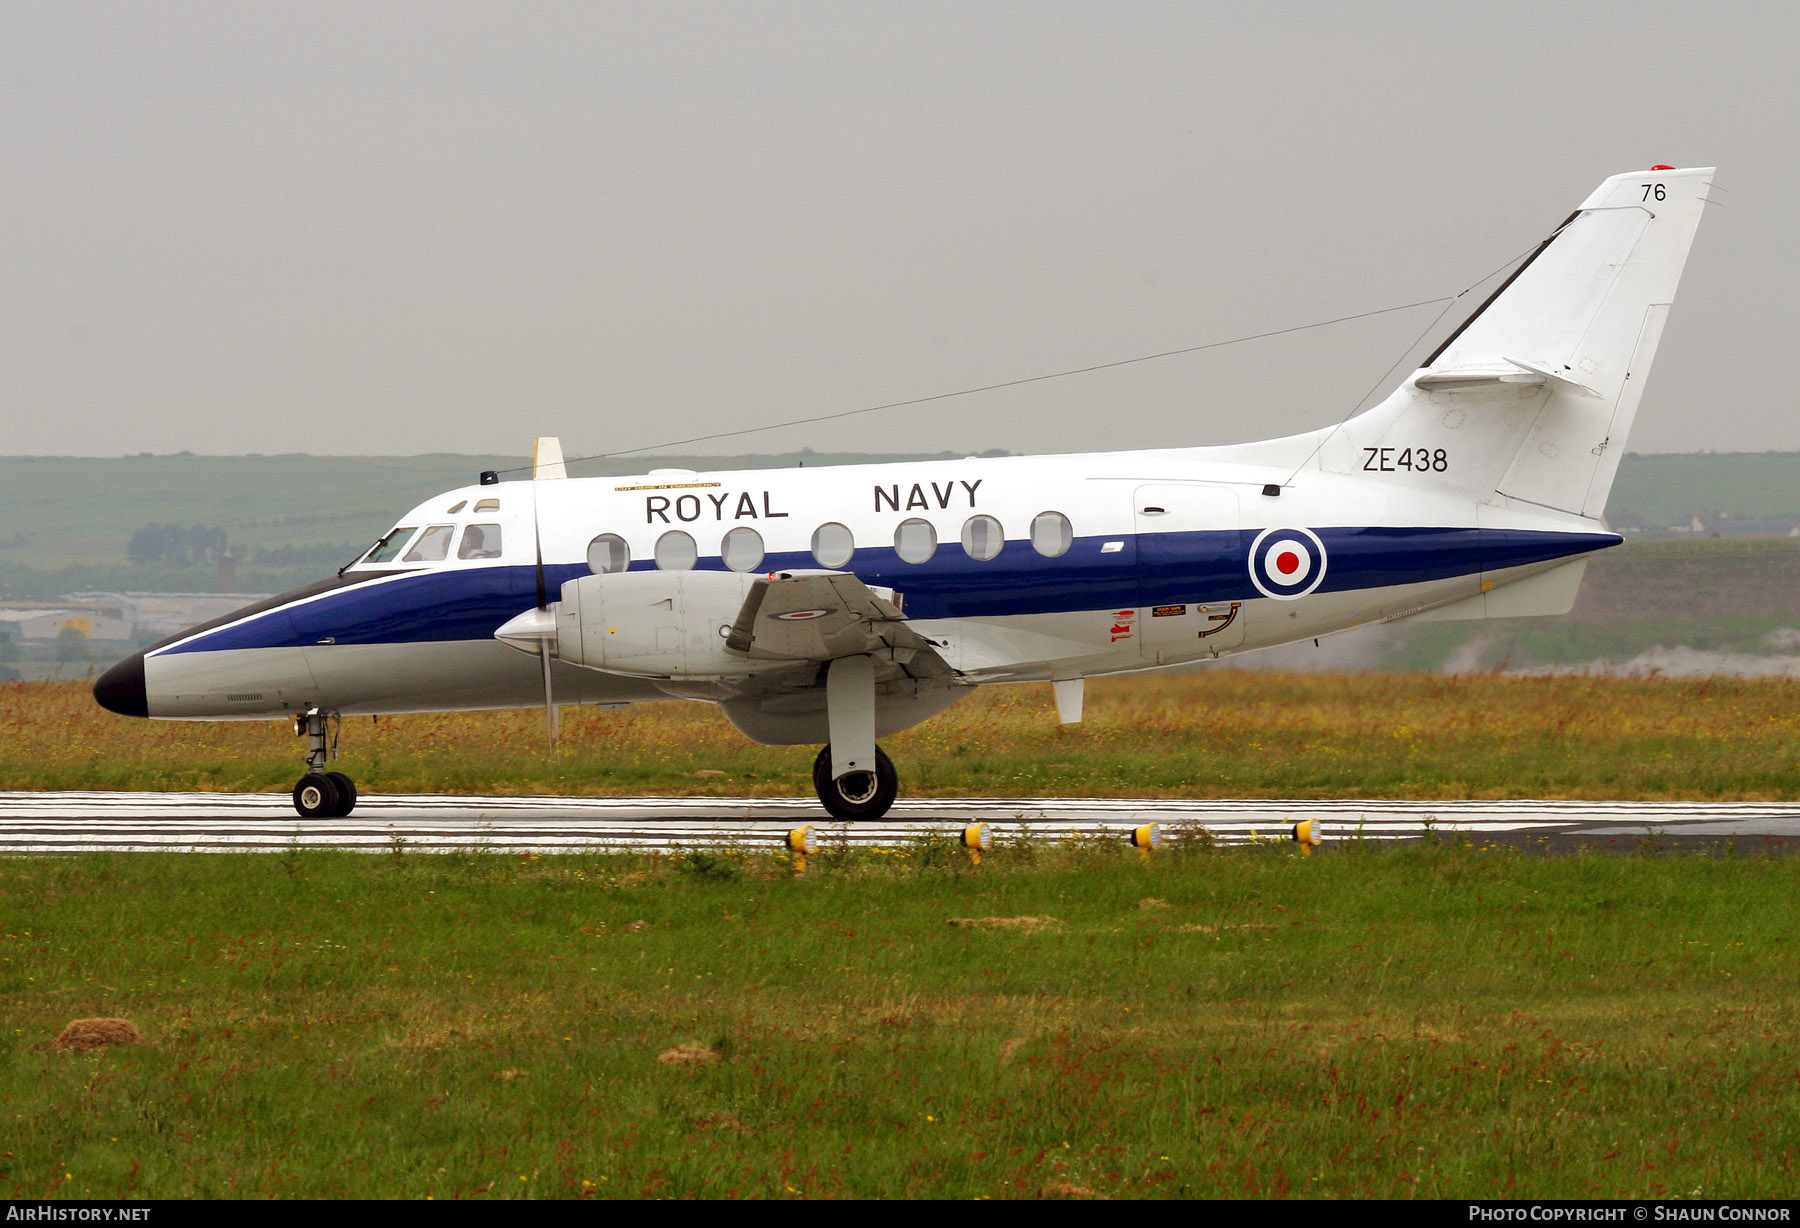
(95, 167, 1714, 820)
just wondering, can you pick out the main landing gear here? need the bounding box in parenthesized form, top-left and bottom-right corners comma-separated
(292, 708, 357, 818)
(808, 654, 903, 821)
(812, 744, 898, 821)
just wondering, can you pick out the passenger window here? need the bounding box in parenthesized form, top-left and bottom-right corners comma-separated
(894, 518, 937, 564)
(654, 530, 697, 571)
(812, 522, 854, 568)
(1030, 511, 1073, 558)
(474, 498, 500, 512)
(457, 523, 503, 560)
(402, 524, 455, 563)
(960, 514, 1004, 562)
(722, 526, 764, 572)
(364, 526, 417, 565)
(587, 534, 631, 575)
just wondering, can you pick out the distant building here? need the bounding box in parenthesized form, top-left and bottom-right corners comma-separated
(68, 592, 269, 640)
(0, 607, 134, 643)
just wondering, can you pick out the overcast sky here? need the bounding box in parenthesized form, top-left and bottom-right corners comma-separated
(3, 2, 1792, 461)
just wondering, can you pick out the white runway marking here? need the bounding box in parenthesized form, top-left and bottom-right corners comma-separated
(1, 792, 1796, 853)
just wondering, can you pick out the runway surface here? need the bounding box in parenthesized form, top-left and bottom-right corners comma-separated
(3, 792, 1797, 854)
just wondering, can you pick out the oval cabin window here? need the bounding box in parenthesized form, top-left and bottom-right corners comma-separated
(1030, 511, 1073, 558)
(960, 514, 1004, 561)
(894, 518, 937, 564)
(587, 534, 631, 575)
(721, 526, 765, 572)
(654, 530, 697, 571)
(811, 522, 854, 569)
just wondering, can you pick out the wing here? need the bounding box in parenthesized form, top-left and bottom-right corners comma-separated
(724, 570, 953, 676)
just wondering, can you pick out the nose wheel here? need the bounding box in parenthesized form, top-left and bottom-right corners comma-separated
(812, 744, 898, 821)
(292, 709, 357, 817)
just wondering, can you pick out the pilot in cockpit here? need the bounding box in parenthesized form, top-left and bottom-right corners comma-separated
(457, 524, 503, 560)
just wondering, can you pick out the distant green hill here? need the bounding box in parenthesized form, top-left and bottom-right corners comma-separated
(1606, 452, 1800, 531)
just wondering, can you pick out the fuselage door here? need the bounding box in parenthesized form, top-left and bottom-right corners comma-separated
(1133, 483, 1245, 661)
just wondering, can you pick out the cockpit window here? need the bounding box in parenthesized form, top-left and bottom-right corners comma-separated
(402, 524, 455, 563)
(457, 523, 503, 560)
(447, 500, 467, 514)
(364, 527, 418, 565)
(473, 498, 500, 512)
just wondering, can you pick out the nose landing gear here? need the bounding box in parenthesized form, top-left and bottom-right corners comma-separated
(292, 709, 357, 818)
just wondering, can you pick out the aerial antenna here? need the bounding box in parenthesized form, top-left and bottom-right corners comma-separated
(486, 295, 1457, 477)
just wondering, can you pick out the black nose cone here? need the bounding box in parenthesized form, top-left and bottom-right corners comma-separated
(93, 652, 148, 718)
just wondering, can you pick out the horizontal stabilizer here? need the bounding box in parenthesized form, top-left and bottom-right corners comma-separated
(1413, 364, 1546, 393)
(1411, 358, 1599, 398)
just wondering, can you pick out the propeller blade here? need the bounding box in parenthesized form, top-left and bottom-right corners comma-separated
(532, 487, 548, 611)
(539, 640, 559, 754)
(530, 462, 555, 751)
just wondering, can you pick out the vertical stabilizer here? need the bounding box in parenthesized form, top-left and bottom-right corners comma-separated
(1322, 167, 1712, 519)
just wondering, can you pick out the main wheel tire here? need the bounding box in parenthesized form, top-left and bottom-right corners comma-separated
(812, 744, 899, 821)
(325, 772, 357, 817)
(293, 772, 343, 819)
(322, 770, 356, 817)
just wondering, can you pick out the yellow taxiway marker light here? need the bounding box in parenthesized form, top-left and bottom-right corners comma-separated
(1291, 818, 1324, 856)
(961, 823, 990, 865)
(788, 825, 816, 873)
(1131, 823, 1161, 851)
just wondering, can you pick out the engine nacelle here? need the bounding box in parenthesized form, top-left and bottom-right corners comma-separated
(553, 570, 763, 678)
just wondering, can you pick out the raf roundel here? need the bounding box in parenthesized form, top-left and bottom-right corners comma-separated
(1247, 527, 1328, 600)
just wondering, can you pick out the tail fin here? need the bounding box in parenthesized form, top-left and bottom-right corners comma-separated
(1322, 167, 1713, 519)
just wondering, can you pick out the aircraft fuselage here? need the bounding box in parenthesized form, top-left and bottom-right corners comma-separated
(96, 447, 1615, 722)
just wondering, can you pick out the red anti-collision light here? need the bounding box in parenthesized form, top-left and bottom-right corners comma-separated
(1650, 164, 1675, 171)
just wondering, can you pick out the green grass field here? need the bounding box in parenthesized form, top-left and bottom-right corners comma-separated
(6, 842, 1800, 1199)
(6, 671, 1796, 800)
(3, 672, 1798, 1198)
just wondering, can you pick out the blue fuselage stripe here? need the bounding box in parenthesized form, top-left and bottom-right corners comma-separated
(155, 527, 1618, 655)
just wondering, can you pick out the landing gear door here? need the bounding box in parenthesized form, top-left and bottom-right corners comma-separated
(1134, 483, 1245, 662)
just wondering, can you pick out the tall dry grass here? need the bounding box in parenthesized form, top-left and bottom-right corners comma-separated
(5, 671, 1796, 798)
